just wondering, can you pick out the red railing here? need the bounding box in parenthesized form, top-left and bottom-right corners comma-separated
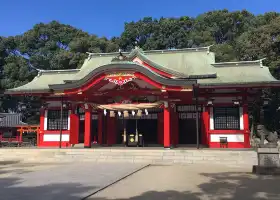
(0, 125, 40, 146)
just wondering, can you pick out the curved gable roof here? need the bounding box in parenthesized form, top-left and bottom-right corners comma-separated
(5, 47, 280, 94)
(49, 62, 197, 90)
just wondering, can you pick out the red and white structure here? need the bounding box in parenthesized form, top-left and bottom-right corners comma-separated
(6, 47, 280, 148)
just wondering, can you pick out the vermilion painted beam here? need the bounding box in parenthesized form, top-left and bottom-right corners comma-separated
(142, 62, 173, 78)
(92, 90, 162, 96)
(64, 74, 106, 95)
(134, 72, 183, 91)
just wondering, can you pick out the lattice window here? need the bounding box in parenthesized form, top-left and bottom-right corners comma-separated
(47, 110, 69, 130)
(213, 107, 240, 130)
(177, 105, 202, 112)
(179, 113, 201, 119)
(148, 108, 163, 113)
(92, 114, 98, 120)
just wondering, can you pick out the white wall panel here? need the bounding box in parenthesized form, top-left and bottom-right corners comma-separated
(210, 134, 244, 142)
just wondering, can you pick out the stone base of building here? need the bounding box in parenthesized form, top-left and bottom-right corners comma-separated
(252, 165, 280, 175)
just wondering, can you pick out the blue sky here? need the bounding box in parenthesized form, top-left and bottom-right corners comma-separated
(1, 0, 279, 38)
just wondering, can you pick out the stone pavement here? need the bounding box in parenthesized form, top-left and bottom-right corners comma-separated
(0, 161, 148, 200)
(91, 164, 280, 200)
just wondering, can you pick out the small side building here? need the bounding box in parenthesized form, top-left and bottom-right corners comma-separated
(0, 113, 27, 140)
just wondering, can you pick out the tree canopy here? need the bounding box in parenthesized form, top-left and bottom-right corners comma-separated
(1, 9, 280, 125)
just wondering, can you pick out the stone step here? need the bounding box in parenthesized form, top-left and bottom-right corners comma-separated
(0, 148, 260, 166)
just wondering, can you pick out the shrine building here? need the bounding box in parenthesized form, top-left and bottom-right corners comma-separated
(5, 46, 280, 148)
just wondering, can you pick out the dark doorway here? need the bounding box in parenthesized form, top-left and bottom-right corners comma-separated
(79, 119, 85, 143)
(116, 118, 124, 144)
(78, 113, 98, 143)
(126, 119, 137, 135)
(116, 112, 158, 145)
(178, 105, 202, 144)
(138, 119, 157, 144)
(116, 118, 137, 144)
(91, 114, 98, 142)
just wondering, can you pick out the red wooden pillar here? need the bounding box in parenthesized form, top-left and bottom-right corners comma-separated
(98, 112, 103, 145)
(70, 107, 79, 145)
(163, 102, 170, 148)
(201, 106, 209, 146)
(84, 106, 92, 148)
(157, 112, 163, 145)
(38, 108, 45, 146)
(39, 108, 45, 132)
(243, 103, 250, 148)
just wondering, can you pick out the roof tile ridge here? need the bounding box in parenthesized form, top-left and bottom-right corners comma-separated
(131, 49, 188, 78)
(142, 46, 213, 54)
(212, 58, 266, 67)
(85, 45, 214, 58)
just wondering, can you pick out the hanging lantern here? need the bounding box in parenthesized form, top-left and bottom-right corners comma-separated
(124, 110, 129, 118)
(145, 109, 148, 115)
(137, 110, 142, 117)
(110, 111, 115, 117)
(132, 110, 135, 116)
(118, 111, 121, 117)
(104, 109, 107, 116)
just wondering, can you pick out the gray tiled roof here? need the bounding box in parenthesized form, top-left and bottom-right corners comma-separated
(0, 113, 27, 127)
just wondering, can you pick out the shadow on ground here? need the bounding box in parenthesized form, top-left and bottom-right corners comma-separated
(0, 162, 97, 200)
(1, 162, 280, 200)
(0, 177, 96, 200)
(90, 172, 280, 200)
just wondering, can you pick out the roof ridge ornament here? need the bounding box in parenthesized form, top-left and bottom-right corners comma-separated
(27, 61, 45, 77)
(111, 49, 129, 62)
(207, 45, 214, 54)
(86, 52, 95, 61)
(259, 58, 266, 67)
(134, 41, 139, 49)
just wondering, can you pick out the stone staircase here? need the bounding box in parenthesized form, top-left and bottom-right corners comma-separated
(0, 148, 258, 166)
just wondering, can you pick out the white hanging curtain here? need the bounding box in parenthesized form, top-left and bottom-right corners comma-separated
(96, 102, 163, 111)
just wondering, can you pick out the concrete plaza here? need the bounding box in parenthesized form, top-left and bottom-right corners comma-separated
(0, 161, 148, 200)
(92, 164, 280, 200)
(1, 160, 280, 200)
